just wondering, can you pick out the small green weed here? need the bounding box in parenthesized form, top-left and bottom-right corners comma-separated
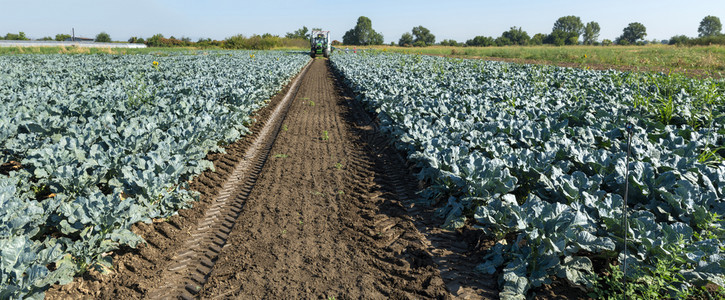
(322, 130, 329, 141)
(125, 73, 155, 108)
(656, 95, 675, 125)
(588, 237, 696, 300)
(274, 153, 288, 158)
(697, 146, 725, 166)
(334, 162, 343, 170)
(282, 124, 288, 131)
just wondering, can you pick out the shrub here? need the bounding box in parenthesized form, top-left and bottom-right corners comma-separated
(690, 35, 725, 45)
(4, 32, 29, 40)
(668, 35, 690, 45)
(95, 32, 111, 43)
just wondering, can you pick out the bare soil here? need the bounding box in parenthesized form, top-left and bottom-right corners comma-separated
(198, 58, 447, 299)
(0, 160, 22, 175)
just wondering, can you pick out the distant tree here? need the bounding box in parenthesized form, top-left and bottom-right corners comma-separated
(55, 34, 71, 41)
(39, 36, 53, 41)
(545, 30, 568, 46)
(398, 32, 413, 46)
(501, 26, 530, 45)
(285, 26, 309, 39)
(128, 36, 144, 43)
(411, 26, 435, 46)
(601, 39, 613, 46)
(530, 33, 546, 45)
(668, 35, 690, 45)
(439, 39, 459, 46)
(4, 32, 29, 40)
(342, 16, 384, 45)
(466, 36, 495, 47)
(95, 32, 111, 42)
(224, 34, 247, 49)
(331, 40, 341, 46)
(341, 29, 353, 45)
(181, 36, 191, 43)
(145, 34, 166, 47)
(616, 22, 647, 45)
(551, 16, 584, 45)
(196, 37, 223, 48)
(583, 21, 600, 45)
(495, 36, 512, 46)
(698, 16, 722, 37)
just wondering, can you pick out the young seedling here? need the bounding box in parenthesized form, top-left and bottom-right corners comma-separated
(274, 153, 288, 158)
(282, 124, 288, 131)
(334, 162, 343, 170)
(322, 130, 329, 141)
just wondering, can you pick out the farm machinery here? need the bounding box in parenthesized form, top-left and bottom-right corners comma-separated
(310, 30, 331, 58)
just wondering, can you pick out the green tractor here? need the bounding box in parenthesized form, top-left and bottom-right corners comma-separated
(310, 30, 331, 58)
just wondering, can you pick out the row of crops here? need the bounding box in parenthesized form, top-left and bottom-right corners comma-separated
(331, 52, 725, 298)
(0, 51, 310, 298)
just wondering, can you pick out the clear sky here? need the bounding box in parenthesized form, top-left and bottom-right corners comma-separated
(1, 0, 723, 43)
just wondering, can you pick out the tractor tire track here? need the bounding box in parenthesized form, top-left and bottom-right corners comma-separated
(46, 59, 312, 300)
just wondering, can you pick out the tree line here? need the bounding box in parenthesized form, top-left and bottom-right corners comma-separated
(341, 15, 723, 47)
(408, 16, 635, 47)
(2, 15, 721, 48)
(668, 15, 724, 45)
(0, 32, 112, 42)
(0, 30, 310, 50)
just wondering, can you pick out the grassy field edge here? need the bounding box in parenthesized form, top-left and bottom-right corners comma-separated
(369, 44, 725, 78)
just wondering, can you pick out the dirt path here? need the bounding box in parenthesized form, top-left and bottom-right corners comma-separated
(47, 58, 498, 300)
(198, 59, 448, 299)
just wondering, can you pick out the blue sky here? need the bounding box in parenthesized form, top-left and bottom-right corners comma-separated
(2, 0, 723, 43)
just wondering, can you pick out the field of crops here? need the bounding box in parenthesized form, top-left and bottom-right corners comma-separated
(0, 51, 309, 298)
(331, 52, 725, 298)
(2, 47, 725, 299)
